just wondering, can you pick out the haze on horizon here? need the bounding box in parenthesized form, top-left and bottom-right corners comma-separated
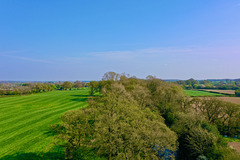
(0, 0, 240, 81)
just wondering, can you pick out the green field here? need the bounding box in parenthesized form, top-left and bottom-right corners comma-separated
(184, 90, 224, 97)
(0, 88, 89, 159)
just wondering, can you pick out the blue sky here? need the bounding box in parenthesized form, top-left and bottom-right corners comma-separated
(0, 0, 240, 81)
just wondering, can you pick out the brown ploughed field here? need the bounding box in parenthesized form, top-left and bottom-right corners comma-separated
(215, 97, 240, 105)
(200, 89, 235, 95)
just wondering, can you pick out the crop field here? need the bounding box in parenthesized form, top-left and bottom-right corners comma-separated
(0, 88, 89, 159)
(200, 89, 235, 95)
(215, 97, 240, 105)
(184, 90, 224, 97)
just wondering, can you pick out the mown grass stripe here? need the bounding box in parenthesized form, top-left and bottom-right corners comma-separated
(0, 91, 66, 109)
(0, 103, 87, 156)
(0, 102, 86, 138)
(0, 92, 58, 104)
(0, 93, 75, 125)
(0, 89, 89, 158)
(0, 100, 81, 131)
(0, 90, 79, 107)
(0, 90, 88, 119)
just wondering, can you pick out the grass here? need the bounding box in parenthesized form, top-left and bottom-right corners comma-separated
(223, 137, 240, 142)
(0, 88, 90, 159)
(184, 90, 224, 97)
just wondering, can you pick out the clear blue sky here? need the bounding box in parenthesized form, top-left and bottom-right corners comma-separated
(0, 0, 240, 81)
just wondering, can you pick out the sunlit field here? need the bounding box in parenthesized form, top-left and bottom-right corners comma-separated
(184, 90, 224, 97)
(0, 88, 89, 159)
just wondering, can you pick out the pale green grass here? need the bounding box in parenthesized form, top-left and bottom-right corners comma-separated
(0, 88, 89, 159)
(184, 90, 224, 97)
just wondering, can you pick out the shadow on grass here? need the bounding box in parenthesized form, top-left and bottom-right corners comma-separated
(71, 94, 99, 102)
(71, 95, 98, 97)
(71, 98, 88, 102)
(0, 152, 64, 160)
(44, 124, 63, 137)
(71, 94, 90, 97)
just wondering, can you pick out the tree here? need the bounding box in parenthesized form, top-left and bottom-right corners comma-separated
(59, 108, 95, 159)
(59, 83, 178, 159)
(219, 102, 240, 136)
(235, 89, 240, 97)
(62, 81, 73, 90)
(73, 80, 84, 89)
(178, 127, 216, 160)
(192, 98, 226, 124)
(102, 71, 120, 81)
(88, 81, 99, 96)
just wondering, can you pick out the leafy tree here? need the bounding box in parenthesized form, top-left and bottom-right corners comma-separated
(178, 127, 216, 160)
(88, 81, 99, 96)
(58, 83, 178, 159)
(219, 102, 240, 136)
(192, 98, 226, 124)
(59, 108, 95, 159)
(73, 80, 84, 89)
(235, 89, 240, 97)
(62, 81, 73, 90)
(102, 71, 120, 81)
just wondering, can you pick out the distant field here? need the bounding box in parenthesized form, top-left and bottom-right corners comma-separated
(0, 88, 89, 159)
(216, 97, 240, 105)
(184, 90, 224, 97)
(200, 89, 235, 95)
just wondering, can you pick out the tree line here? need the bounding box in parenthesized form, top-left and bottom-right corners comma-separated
(54, 72, 240, 160)
(0, 80, 86, 96)
(175, 78, 240, 90)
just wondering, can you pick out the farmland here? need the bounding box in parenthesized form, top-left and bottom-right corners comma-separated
(184, 90, 224, 97)
(200, 89, 235, 95)
(0, 88, 89, 159)
(216, 97, 240, 105)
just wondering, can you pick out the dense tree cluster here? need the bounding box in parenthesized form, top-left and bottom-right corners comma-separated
(236, 89, 240, 97)
(0, 82, 55, 95)
(175, 78, 240, 90)
(56, 72, 240, 160)
(0, 81, 86, 96)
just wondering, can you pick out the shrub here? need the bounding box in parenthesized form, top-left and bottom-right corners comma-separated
(235, 89, 240, 97)
(178, 127, 216, 160)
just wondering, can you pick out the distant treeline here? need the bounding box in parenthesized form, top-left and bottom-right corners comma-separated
(0, 81, 86, 96)
(175, 78, 240, 90)
(54, 72, 240, 160)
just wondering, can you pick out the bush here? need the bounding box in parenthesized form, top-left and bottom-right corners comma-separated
(235, 89, 240, 97)
(178, 127, 216, 160)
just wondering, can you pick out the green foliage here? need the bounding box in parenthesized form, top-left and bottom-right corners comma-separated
(191, 98, 240, 136)
(178, 127, 216, 160)
(235, 89, 240, 97)
(102, 71, 121, 81)
(223, 137, 240, 142)
(73, 80, 85, 89)
(2, 72, 240, 159)
(176, 79, 240, 90)
(206, 143, 240, 160)
(59, 83, 178, 159)
(88, 81, 99, 96)
(61, 81, 73, 90)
